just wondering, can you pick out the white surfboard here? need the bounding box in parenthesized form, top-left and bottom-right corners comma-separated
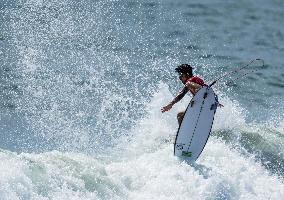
(174, 86, 218, 161)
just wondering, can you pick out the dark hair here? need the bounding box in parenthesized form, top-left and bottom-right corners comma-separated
(175, 64, 193, 77)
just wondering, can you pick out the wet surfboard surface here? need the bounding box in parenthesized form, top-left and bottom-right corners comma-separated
(174, 86, 218, 161)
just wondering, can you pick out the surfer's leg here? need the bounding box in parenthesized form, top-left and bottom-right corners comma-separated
(177, 111, 185, 126)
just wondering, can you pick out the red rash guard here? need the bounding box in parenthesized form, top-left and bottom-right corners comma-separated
(187, 76, 205, 86)
(186, 76, 206, 95)
(170, 76, 206, 105)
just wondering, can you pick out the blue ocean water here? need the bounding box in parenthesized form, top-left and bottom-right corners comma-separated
(0, 0, 283, 199)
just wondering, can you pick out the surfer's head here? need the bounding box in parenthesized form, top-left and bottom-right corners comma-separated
(175, 64, 193, 84)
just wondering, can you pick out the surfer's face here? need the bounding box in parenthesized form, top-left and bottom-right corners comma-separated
(179, 74, 188, 84)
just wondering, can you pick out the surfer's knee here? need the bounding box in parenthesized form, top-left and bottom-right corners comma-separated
(177, 112, 185, 124)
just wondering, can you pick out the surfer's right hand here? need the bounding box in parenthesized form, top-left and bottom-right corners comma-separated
(161, 103, 173, 113)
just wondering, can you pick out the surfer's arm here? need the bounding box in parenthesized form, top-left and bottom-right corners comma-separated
(171, 86, 189, 105)
(161, 86, 188, 113)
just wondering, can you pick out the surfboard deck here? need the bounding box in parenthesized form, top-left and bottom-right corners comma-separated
(174, 86, 218, 161)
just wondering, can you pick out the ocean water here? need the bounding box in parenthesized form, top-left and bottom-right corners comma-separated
(0, 0, 284, 199)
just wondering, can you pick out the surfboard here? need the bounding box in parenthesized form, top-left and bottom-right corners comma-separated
(174, 86, 218, 161)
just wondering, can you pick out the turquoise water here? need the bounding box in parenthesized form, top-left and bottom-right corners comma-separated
(0, 0, 283, 199)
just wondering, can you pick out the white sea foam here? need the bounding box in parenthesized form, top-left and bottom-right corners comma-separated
(0, 83, 283, 199)
(107, 82, 284, 199)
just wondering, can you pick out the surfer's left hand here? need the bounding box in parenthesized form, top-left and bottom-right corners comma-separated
(218, 103, 224, 107)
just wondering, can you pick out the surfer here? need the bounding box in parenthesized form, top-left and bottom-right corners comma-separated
(161, 64, 206, 125)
